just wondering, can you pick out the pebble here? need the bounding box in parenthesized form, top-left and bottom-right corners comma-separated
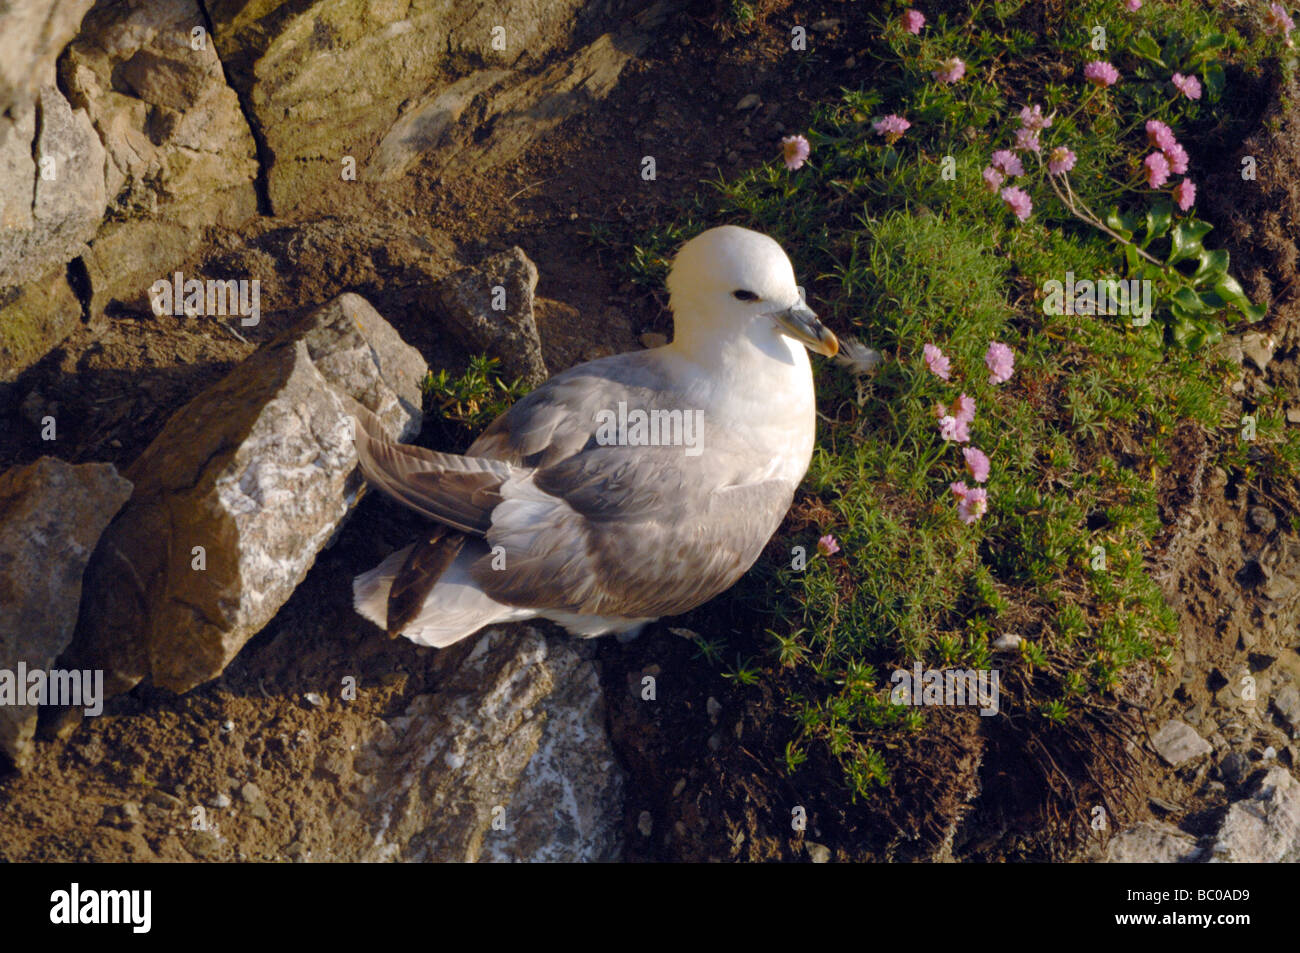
(807, 841, 831, 863)
(1151, 719, 1213, 766)
(639, 332, 668, 349)
(706, 696, 722, 722)
(992, 633, 1022, 651)
(209, 792, 232, 809)
(445, 752, 466, 770)
(637, 810, 653, 836)
(672, 778, 687, 797)
(239, 782, 262, 804)
(1247, 506, 1276, 534)
(1287, 406, 1300, 424)
(736, 94, 762, 111)
(303, 692, 325, 708)
(707, 733, 722, 751)
(811, 18, 841, 31)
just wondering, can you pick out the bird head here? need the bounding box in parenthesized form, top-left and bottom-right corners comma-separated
(664, 225, 839, 358)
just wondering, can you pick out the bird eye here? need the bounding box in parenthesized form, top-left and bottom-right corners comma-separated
(732, 289, 760, 301)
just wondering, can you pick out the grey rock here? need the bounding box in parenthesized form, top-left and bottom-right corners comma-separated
(1152, 719, 1213, 766)
(67, 294, 426, 697)
(736, 93, 761, 110)
(1239, 331, 1277, 372)
(1247, 506, 1276, 534)
(0, 0, 93, 114)
(1219, 750, 1249, 784)
(435, 247, 548, 387)
(806, 841, 832, 863)
(0, 85, 106, 289)
(1274, 684, 1300, 732)
(1103, 821, 1200, 863)
(1210, 766, 1300, 862)
(0, 458, 132, 769)
(480, 637, 625, 862)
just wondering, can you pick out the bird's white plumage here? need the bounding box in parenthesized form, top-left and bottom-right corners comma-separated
(352, 225, 836, 647)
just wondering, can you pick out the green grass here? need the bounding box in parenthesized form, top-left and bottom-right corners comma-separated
(590, 0, 1300, 803)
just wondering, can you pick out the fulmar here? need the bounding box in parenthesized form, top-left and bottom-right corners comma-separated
(352, 225, 839, 646)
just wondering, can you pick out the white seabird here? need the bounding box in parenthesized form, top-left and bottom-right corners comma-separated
(352, 225, 839, 647)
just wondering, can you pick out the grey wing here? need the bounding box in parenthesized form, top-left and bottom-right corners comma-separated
(472, 442, 796, 619)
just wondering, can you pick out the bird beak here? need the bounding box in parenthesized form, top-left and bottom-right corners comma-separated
(774, 302, 839, 357)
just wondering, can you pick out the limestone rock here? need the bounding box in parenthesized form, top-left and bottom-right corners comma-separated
(67, 294, 426, 696)
(1151, 719, 1213, 766)
(0, 458, 132, 768)
(0, 0, 94, 114)
(435, 247, 548, 386)
(345, 629, 624, 862)
(1210, 767, 1300, 862)
(0, 86, 106, 289)
(58, 0, 260, 313)
(1103, 821, 1200, 863)
(206, 0, 604, 214)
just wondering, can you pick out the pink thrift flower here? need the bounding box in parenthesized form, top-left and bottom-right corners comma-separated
(1171, 73, 1202, 100)
(990, 149, 1024, 176)
(1014, 127, 1041, 153)
(1174, 178, 1196, 211)
(982, 166, 1004, 192)
(1084, 61, 1120, 87)
(1000, 185, 1032, 221)
(985, 342, 1015, 384)
(1048, 146, 1077, 175)
(923, 343, 951, 380)
(1144, 151, 1171, 187)
(901, 9, 926, 34)
(817, 534, 840, 556)
(1145, 119, 1178, 152)
(1163, 142, 1189, 175)
(963, 447, 991, 483)
(1265, 3, 1295, 45)
(873, 114, 911, 143)
(781, 135, 811, 171)
(1126, 0, 1142, 10)
(933, 57, 966, 84)
(957, 486, 989, 524)
(939, 415, 971, 443)
(953, 393, 976, 425)
(1018, 104, 1053, 131)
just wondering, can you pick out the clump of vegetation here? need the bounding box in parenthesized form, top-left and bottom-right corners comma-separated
(421, 355, 530, 434)
(592, 0, 1300, 827)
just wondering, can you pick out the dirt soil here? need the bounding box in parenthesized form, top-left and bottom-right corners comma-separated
(2, 0, 1299, 862)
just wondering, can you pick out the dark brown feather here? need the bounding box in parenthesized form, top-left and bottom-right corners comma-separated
(387, 526, 466, 637)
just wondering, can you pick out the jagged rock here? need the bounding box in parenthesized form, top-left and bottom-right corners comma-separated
(67, 294, 426, 696)
(0, 458, 132, 768)
(1151, 719, 1213, 766)
(435, 247, 548, 386)
(205, 0, 610, 214)
(0, 266, 84, 384)
(343, 629, 624, 862)
(369, 26, 658, 184)
(0, 0, 94, 114)
(0, 85, 106, 289)
(480, 639, 625, 862)
(59, 0, 260, 314)
(1210, 766, 1300, 862)
(1273, 683, 1300, 733)
(1104, 821, 1200, 862)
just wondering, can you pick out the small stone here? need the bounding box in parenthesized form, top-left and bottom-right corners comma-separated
(303, 692, 325, 708)
(239, 782, 262, 804)
(1272, 684, 1300, 731)
(1248, 506, 1276, 534)
(706, 696, 722, 722)
(145, 790, 183, 811)
(445, 752, 465, 770)
(1263, 745, 1277, 761)
(672, 778, 687, 797)
(707, 733, 722, 751)
(637, 811, 653, 837)
(736, 93, 762, 111)
(221, 719, 235, 732)
(1287, 406, 1300, 424)
(208, 792, 232, 809)
(1151, 719, 1213, 766)
(807, 841, 831, 862)
(1219, 750, 1249, 783)
(639, 332, 668, 349)
(992, 633, 1022, 651)
(250, 800, 271, 821)
(1240, 331, 1276, 371)
(811, 18, 841, 32)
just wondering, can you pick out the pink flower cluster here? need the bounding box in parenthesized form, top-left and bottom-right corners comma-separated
(933, 57, 966, 84)
(981, 105, 1060, 220)
(1265, 3, 1295, 47)
(1084, 61, 1120, 88)
(901, 9, 926, 34)
(781, 135, 811, 171)
(923, 342, 1016, 525)
(1143, 120, 1196, 209)
(1171, 72, 1202, 101)
(873, 114, 911, 143)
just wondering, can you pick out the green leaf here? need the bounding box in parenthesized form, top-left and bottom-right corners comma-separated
(1202, 62, 1226, 100)
(1193, 248, 1229, 282)
(1106, 206, 1135, 242)
(1171, 286, 1209, 315)
(1168, 221, 1213, 265)
(1241, 302, 1268, 322)
(1143, 199, 1173, 248)
(1130, 31, 1165, 66)
(1189, 33, 1227, 61)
